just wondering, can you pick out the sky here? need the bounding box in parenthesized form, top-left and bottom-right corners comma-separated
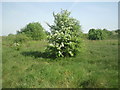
(1, 2, 118, 36)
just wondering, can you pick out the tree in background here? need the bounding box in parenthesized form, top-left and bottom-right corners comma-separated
(17, 22, 46, 40)
(88, 29, 106, 40)
(103, 29, 113, 36)
(115, 29, 120, 34)
(46, 10, 83, 58)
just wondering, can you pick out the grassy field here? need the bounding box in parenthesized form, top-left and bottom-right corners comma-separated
(2, 36, 118, 88)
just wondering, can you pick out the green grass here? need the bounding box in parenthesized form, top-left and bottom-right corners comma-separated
(2, 36, 118, 88)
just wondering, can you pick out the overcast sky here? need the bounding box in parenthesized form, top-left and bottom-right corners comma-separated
(1, 2, 118, 36)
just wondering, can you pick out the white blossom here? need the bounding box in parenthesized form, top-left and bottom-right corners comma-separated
(13, 43, 20, 46)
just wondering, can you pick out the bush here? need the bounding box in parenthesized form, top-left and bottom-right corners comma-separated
(13, 42, 21, 51)
(14, 34, 30, 43)
(115, 29, 120, 34)
(10, 34, 30, 51)
(103, 29, 113, 36)
(46, 10, 83, 58)
(88, 29, 106, 40)
(17, 22, 47, 40)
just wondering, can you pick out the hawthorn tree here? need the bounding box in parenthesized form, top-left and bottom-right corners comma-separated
(46, 10, 83, 58)
(17, 22, 46, 40)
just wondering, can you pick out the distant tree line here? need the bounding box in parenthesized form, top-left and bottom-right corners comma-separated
(88, 28, 118, 40)
(8, 21, 118, 42)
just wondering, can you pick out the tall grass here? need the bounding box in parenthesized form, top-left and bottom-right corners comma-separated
(2, 36, 118, 88)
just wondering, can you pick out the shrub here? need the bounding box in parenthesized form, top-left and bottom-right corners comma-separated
(2, 34, 16, 46)
(103, 29, 112, 36)
(10, 34, 30, 50)
(88, 29, 106, 40)
(17, 22, 47, 40)
(14, 34, 30, 43)
(13, 42, 21, 51)
(115, 29, 120, 34)
(46, 10, 83, 58)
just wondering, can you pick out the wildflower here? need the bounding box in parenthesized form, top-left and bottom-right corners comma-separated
(13, 43, 20, 46)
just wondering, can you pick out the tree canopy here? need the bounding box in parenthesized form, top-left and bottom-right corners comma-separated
(17, 22, 46, 40)
(46, 10, 83, 58)
(88, 29, 106, 40)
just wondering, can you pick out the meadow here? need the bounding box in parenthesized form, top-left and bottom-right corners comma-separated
(2, 35, 118, 88)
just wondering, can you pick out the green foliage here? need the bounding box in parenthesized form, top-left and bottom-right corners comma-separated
(8, 33, 14, 36)
(12, 34, 31, 50)
(88, 28, 118, 40)
(14, 34, 31, 43)
(45, 31, 50, 35)
(103, 29, 113, 36)
(46, 10, 83, 58)
(88, 29, 106, 40)
(17, 22, 47, 40)
(13, 42, 21, 51)
(115, 29, 120, 34)
(3, 34, 31, 51)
